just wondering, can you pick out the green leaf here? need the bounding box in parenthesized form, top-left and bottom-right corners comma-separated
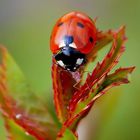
(0, 114, 7, 140)
(4, 116, 35, 140)
(0, 46, 58, 140)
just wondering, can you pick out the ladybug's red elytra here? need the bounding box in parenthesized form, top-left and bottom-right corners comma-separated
(50, 11, 97, 72)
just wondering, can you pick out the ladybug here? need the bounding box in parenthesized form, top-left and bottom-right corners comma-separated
(50, 11, 97, 72)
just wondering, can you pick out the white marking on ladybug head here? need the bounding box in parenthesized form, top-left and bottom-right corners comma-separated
(59, 41, 77, 49)
(57, 60, 65, 67)
(69, 42, 77, 48)
(59, 41, 65, 48)
(76, 58, 84, 65)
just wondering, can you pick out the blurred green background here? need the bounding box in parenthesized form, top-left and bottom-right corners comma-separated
(0, 0, 139, 140)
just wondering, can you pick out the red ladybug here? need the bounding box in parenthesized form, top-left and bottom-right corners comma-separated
(50, 11, 97, 72)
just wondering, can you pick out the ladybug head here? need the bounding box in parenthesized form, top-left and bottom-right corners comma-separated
(54, 36, 86, 72)
(50, 12, 97, 71)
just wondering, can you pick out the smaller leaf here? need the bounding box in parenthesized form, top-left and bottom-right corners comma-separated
(63, 66, 135, 131)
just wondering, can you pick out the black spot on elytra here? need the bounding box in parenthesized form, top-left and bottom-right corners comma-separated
(77, 22, 84, 28)
(89, 37, 93, 43)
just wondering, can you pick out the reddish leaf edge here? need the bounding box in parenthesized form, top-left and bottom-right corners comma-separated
(58, 66, 135, 138)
